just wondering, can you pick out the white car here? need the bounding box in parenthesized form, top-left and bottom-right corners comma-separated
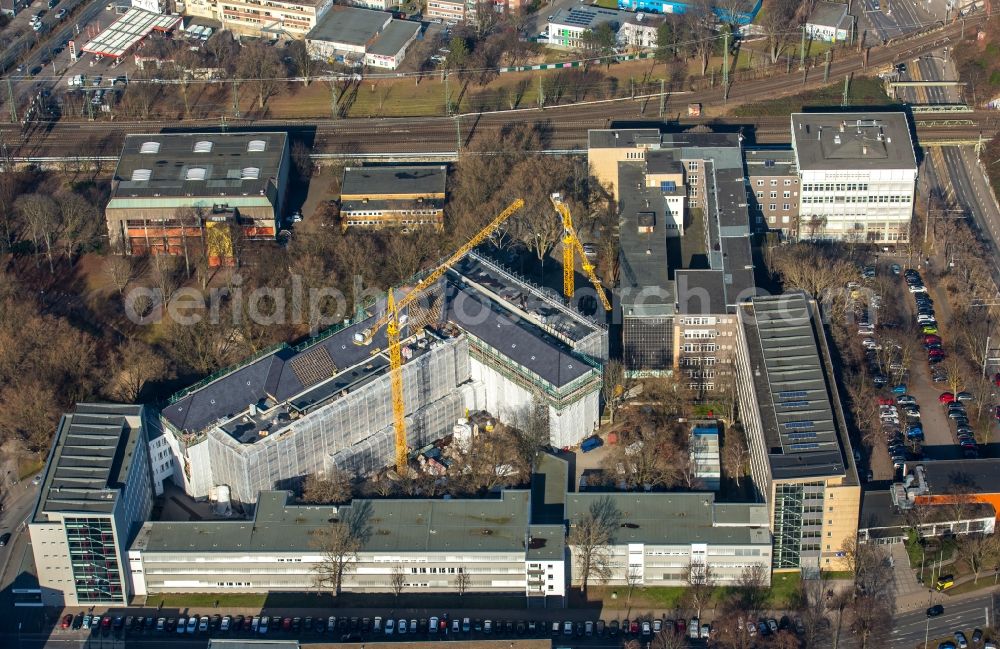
(398, 619, 407, 635)
(909, 284, 927, 293)
(186, 617, 197, 633)
(220, 617, 230, 632)
(384, 618, 394, 635)
(858, 326, 875, 335)
(259, 616, 269, 634)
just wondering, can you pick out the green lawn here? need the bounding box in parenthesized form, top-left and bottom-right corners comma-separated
(152, 593, 269, 609)
(593, 0, 619, 7)
(731, 76, 894, 117)
(588, 573, 802, 612)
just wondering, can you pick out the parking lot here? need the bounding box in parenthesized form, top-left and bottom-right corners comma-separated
(48, 610, 794, 645)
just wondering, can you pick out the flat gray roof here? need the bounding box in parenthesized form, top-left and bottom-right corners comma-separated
(307, 5, 391, 45)
(34, 404, 145, 518)
(588, 128, 661, 149)
(617, 161, 674, 313)
(136, 490, 532, 554)
(745, 146, 798, 177)
(860, 489, 994, 536)
(741, 294, 849, 480)
(442, 281, 596, 389)
(368, 19, 420, 56)
(111, 132, 287, 200)
(341, 165, 447, 198)
(918, 459, 1000, 496)
(808, 2, 849, 28)
(564, 492, 770, 546)
(791, 113, 917, 172)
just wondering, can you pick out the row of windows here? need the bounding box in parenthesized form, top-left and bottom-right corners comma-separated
(688, 383, 715, 390)
(681, 317, 715, 326)
(802, 183, 869, 192)
(685, 370, 715, 379)
(683, 330, 717, 339)
(755, 178, 796, 187)
(680, 357, 717, 366)
(757, 204, 792, 211)
(411, 566, 463, 574)
(757, 191, 793, 199)
(803, 195, 912, 204)
(682, 343, 717, 353)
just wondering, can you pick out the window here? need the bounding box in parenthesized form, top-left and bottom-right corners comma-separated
(770, 191, 777, 199)
(770, 179, 778, 186)
(783, 191, 791, 198)
(769, 204, 776, 211)
(688, 175, 698, 185)
(131, 169, 152, 182)
(783, 203, 790, 210)
(194, 140, 214, 153)
(688, 161, 699, 171)
(139, 141, 160, 154)
(756, 180, 764, 187)
(784, 179, 792, 185)
(247, 139, 267, 152)
(756, 192, 763, 199)
(186, 167, 207, 181)
(240, 167, 260, 180)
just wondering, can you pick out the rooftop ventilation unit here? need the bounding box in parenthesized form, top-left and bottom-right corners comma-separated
(131, 168, 152, 181)
(194, 140, 213, 153)
(140, 141, 160, 154)
(247, 139, 266, 152)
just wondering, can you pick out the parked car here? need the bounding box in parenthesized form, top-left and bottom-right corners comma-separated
(939, 392, 956, 404)
(957, 391, 974, 402)
(926, 605, 944, 617)
(955, 631, 969, 649)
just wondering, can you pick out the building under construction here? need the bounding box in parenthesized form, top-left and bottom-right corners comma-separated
(158, 250, 606, 504)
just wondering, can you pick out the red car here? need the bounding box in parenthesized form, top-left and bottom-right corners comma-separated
(282, 617, 292, 631)
(928, 349, 945, 358)
(995, 405, 1000, 421)
(878, 397, 895, 405)
(101, 616, 112, 630)
(994, 372, 1000, 387)
(61, 614, 73, 629)
(939, 392, 956, 404)
(925, 334, 942, 344)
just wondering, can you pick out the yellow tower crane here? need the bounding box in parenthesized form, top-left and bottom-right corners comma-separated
(550, 193, 612, 312)
(352, 198, 526, 474)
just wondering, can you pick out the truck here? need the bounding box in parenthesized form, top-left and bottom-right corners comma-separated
(580, 436, 603, 453)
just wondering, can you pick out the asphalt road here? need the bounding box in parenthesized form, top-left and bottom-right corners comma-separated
(891, 592, 995, 648)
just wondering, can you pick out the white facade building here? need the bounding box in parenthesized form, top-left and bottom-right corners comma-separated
(565, 492, 772, 586)
(791, 113, 917, 243)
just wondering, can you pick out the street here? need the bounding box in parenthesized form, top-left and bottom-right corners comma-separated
(891, 592, 995, 648)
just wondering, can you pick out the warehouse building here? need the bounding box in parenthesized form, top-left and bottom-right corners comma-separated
(589, 128, 755, 379)
(564, 492, 771, 587)
(340, 165, 447, 230)
(305, 6, 420, 69)
(791, 113, 917, 244)
(733, 293, 860, 574)
(29, 404, 154, 606)
(106, 132, 290, 265)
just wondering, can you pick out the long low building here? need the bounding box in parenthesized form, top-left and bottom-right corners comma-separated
(127, 483, 770, 601)
(305, 5, 420, 70)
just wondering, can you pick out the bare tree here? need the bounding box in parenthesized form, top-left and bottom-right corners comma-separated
(287, 40, 318, 86)
(734, 564, 770, 618)
(956, 533, 1000, 584)
(568, 496, 621, 597)
(758, 0, 798, 63)
(722, 424, 749, 488)
(601, 358, 626, 424)
(238, 40, 283, 111)
(624, 565, 643, 614)
(651, 627, 689, 649)
(104, 255, 135, 296)
(301, 470, 353, 504)
(390, 564, 406, 599)
(15, 193, 60, 273)
(311, 522, 362, 596)
(683, 562, 715, 619)
(57, 192, 101, 258)
(311, 500, 372, 596)
(108, 338, 170, 403)
(455, 570, 471, 596)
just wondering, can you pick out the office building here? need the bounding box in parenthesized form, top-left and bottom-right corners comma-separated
(733, 293, 861, 574)
(157, 250, 605, 504)
(791, 113, 917, 244)
(589, 128, 755, 379)
(339, 165, 447, 230)
(181, 0, 335, 37)
(805, 3, 852, 43)
(744, 146, 799, 237)
(106, 133, 290, 265)
(547, 6, 662, 50)
(564, 492, 771, 587)
(305, 7, 420, 69)
(29, 404, 154, 606)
